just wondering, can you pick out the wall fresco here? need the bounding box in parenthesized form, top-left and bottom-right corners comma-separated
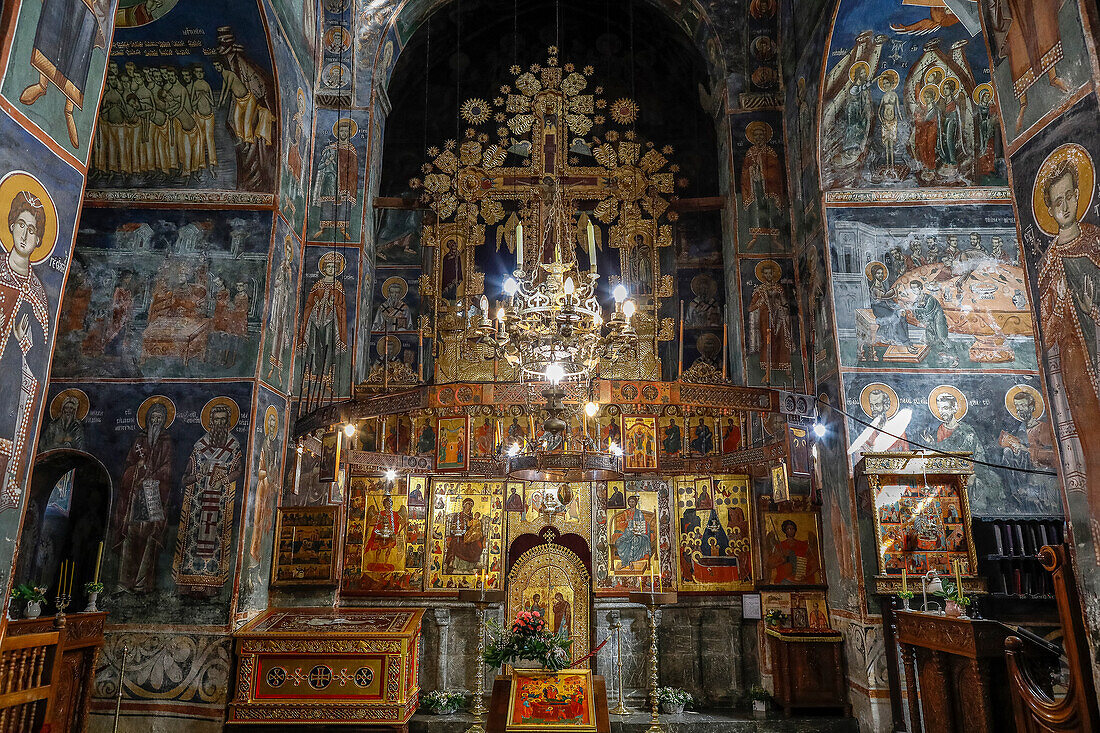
(306, 110, 365, 244)
(267, 0, 318, 81)
(83, 2, 277, 197)
(273, 15, 314, 239)
(297, 243, 359, 398)
(0, 0, 116, 164)
(53, 208, 271, 379)
(821, 0, 1006, 190)
(826, 204, 1035, 371)
(260, 216, 302, 394)
(732, 111, 790, 254)
(738, 256, 804, 388)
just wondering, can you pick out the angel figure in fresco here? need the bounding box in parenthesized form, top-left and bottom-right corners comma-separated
(747, 260, 792, 385)
(364, 495, 407, 571)
(444, 497, 485, 574)
(18, 0, 112, 148)
(740, 121, 785, 249)
(612, 496, 653, 570)
(312, 119, 360, 239)
(764, 519, 820, 585)
(0, 185, 54, 512)
(984, 0, 1073, 131)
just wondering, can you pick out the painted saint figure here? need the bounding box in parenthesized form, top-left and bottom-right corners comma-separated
(740, 121, 785, 249)
(764, 519, 821, 585)
(747, 260, 793, 385)
(312, 119, 359, 239)
(113, 396, 174, 594)
(248, 406, 281, 576)
(613, 496, 653, 569)
(443, 497, 485, 574)
(265, 236, 295, 380)
(908, 280, 957, 367)
(298, 252, 348, 391)
(173, 398, 243, 595)
(364, 495, 407, 571)
(999, 387, 1055, 512)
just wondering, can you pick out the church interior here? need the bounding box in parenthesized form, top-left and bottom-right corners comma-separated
(0, 0, 1100, 731)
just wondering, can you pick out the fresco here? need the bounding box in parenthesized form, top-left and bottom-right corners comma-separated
(297, 244, 359, 398)
(738, 256, 804, 388)
(307, 110, 366, 243)
(260, 217, 302, 394)
(732, 111, 790, 253)
(318, 0, 353, 96)
(843, 371, 1060, 517)
(0, 118, 84, 552)
(798, 232, 837, 383)
(238, 386, 287, 613)
(813, 379, 861, 609)
(783, 8, 828, 246)
(0, 0, 117, 164)
(82, 1, 277, 197)
(978, 0, 1092, 148)
(266, 0, 318, 80)
(821, 0, 1006, 190)
(39, 380, 254, 625)
(53, 208, 272, 379)
(1009, 94, 1100, 557)
(273, 17, 314, 238)
(826, 204, 1036, 370)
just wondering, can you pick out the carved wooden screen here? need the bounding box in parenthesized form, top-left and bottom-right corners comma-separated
(506, 543, 591, 664)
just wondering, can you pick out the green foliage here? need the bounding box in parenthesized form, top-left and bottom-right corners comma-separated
(482, 611, 573, 672)
(763, 609, 788, 627)
(422, 689, 468, 712)
(655, 687, 692, 708)
(84, 581, 104, 593)
(12, 583, 46, 603)
(748, 685, 771, 703)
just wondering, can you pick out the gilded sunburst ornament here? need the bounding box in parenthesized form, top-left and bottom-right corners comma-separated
(610, 98, 639, 124)
(461, 98, 491, 124)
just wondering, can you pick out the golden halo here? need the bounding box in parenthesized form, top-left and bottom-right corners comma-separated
(200, 397, 240, 432)
(864, 260, 887, 281)
(972, 83, 994, 105)
(690, 272, 715, 296)
(941, 77, 960, 95)
(859, 383, 899, 419)
(0, 171, 58, 264)
(1031, 143, 1095, 237)
(332, 117, 358, 138)
(49, 388, 89, 421)
(381, 275, 408, 299)
(1005, 384, 1045, 420)
(745, 120, 773, 142)
(318, 250, 346, 275)
(754, 259, 781, 283)
(264, 405, 280, 436)
(848, 60, 870, 83)
(137, 395, 176, 430)
(878, 69, 899, 92)
(923, 66, 945, 86)
(919, 84, 940, 104)
(377, 334, 402, 357)
(928, 384, 967, 421)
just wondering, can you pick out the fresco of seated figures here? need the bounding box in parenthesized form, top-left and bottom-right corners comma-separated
(821, 0, 1007, 191)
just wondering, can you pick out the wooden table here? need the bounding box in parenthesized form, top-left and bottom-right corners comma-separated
(486, 673, 610, 733)
(765, 628, 848, 717)
(895, 610, 1016, 733)
(228, 607, 424, 728)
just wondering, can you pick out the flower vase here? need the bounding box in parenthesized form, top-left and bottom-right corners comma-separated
(511, 659, 548, 671)
(944, 599, 962, 618)
(900, 596, 911, 611)
(83, 592, 99, 613)
(24, 600, 41, 619)
(660, 702, 685, 715)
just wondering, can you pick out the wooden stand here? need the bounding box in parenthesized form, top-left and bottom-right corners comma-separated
(765, 628, 848, 717)
(0, 611, 107, 732)
(486, 675, 610, 733)
(896, 610, 1018, 733)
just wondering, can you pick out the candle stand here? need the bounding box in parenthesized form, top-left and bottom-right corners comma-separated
(627, 590, 677, 733)
(457, 587, 506, 733)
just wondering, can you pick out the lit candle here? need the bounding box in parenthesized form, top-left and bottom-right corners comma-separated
(902, 567, 907, 595)
(587, 218, 597, 272)
(515, 221, 523, 267)
(94, 541, 103, 585)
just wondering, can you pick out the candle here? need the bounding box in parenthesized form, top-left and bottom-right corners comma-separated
(68, 562, 75, 596)
(515, 221, 523, 267)
(954, 558, 962, 596)
(587, 219, 597, 272)
(94, 541, 103, 585)
(902, 568, 907, 594)
(57, 560, 65, 595)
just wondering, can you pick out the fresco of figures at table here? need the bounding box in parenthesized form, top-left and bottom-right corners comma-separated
(1007, 94, 1100, 559)
(237, 385, 287, 613)
(297, 244, 359, 398)
(273, 14, 314, 238)
(259, 217, 302, 394)
(0, 118, 86, 597)
(738, 256, 805, 388)
(82, 3, 277, 196)
(0, 0, 117, 164)
(54, 208, 271, 379)
(821, 0, 1006, 190)
(977, 0, 1092, 149)
(826, 204, 1037, 371)
(37, 380, 254, 625)
(783, 9, 828, 246)
(843, 372, 1060, 517)
(732, 111, 790, 253)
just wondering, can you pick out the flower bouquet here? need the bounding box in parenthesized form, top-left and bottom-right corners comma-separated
(483, 610, 573, 672)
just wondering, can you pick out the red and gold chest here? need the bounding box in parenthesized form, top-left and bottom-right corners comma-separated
(228, 607, 424, 726)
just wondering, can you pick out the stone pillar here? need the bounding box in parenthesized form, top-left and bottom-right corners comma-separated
(433, 607, 452, 690)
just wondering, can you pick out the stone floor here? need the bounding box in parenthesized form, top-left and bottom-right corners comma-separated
(410, 710, 858, 733)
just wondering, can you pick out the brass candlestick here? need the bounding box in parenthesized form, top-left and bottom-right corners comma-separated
(628, 590, 677, 733)
(610, 613, 631, 715)
(54, 593, 70, 628)
(458, 587, 505, 733)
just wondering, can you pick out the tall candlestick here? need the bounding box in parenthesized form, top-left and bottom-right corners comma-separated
(94, 542, 103, 585)
(902, 568, 907, 594)
(677, 300, 685, 378)
(722, 322, 729, 379)
(515, 221, 523, 267)
(954, 558, 962, 596)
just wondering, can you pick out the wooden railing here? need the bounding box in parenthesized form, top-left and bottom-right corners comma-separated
(0, 629, 57, 732)
(1005, 544, 1100, 732)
